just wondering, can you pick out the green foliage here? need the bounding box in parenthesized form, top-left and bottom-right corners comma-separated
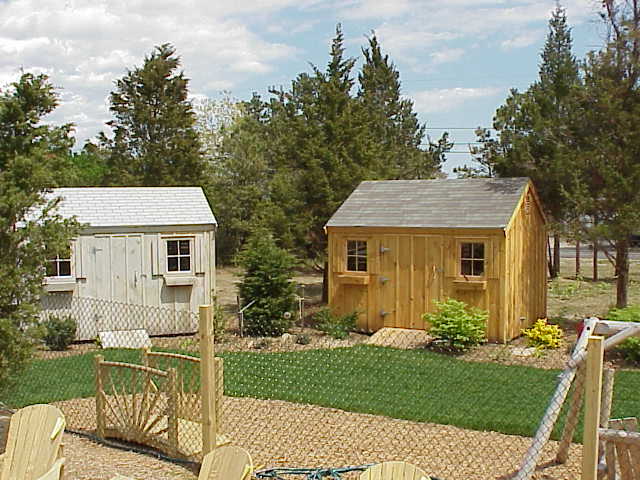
(42, 315, 77, 351)
(522, 319, 563, 350)
(99, 43, 205, 187)
(423, 298, 487, 352)
(212, 297, 228, 342)
(0, 73, 80, 391)
(608, 305, 640, 364)
(206, 26, 446, 262)
(295, 334, 311, 345)
(314, 308, 357, 340)
(237, 230, 297, 336)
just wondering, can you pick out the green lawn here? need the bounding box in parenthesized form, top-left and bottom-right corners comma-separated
(3, 345, 639, 440)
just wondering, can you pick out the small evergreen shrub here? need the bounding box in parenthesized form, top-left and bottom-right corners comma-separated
(42, 315, 77, 351)
(237, 230, 297, 336)
(607, 305, 640, 364)
(314, 308, 357, 340)
(423, 298, 487, 352)
(296, 334, 311, 345)
(522, 318, 563, 351)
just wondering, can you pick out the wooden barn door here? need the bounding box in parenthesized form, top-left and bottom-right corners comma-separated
(377, 235, 444, 330)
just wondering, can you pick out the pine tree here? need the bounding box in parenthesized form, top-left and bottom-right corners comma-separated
(0, 73, 79, 389)
(565, 0, 640, 307)
(358, 34, 444, 178)
(474, 5, 580, 277)
(100, 44, 205, 186)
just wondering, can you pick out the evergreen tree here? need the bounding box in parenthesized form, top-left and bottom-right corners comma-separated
(358, 33, 445, 178)
(100, 44, 205, 186)
(473, 5, 580, 277)
(0, 73, 79, 389)
(565, 0, 640, 307)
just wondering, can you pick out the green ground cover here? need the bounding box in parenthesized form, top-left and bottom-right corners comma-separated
(3, 345, 639, 439)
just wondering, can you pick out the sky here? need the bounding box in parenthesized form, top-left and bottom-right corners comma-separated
(0, 0, 607, 175)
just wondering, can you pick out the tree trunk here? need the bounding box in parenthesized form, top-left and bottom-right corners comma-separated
(575, 240, 581, 278)
(593, 241, 598, 281)
(615, 239, 629, 308)
(547, 236, 554, 277)
(322, 260, 329, 304)
(552, 234, 561, 278)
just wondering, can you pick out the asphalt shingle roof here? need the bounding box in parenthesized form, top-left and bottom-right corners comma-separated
(326, 177, 530, 229)
(47, 187, 217, 227)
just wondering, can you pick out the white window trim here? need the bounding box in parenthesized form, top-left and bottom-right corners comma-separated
(164, 237, 195, 276)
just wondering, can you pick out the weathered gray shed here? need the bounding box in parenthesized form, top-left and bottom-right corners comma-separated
(42, 187, 216, 338)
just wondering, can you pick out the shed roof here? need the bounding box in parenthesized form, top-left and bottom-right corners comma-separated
(47, 187, 216, 228)
(326, 177, 530, 229)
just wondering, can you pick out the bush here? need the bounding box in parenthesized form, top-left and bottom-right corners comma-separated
(607, 305, 640, 364)
(522, 318, 563, 351)
(423, 298, 487, 352)
(314, 308, 357, 340)
(212, 296, 228, 342)
(42, 315, 77, 351)
(237, 230, 297, 336)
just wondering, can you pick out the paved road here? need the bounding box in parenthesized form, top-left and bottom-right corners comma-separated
(559, 246, 640, 260)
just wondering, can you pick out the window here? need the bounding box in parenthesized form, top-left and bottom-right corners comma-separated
(47, 255, 72, 277)
(166, 239, 191, 273)
(346, 240, 367, 272)
(460, 242, 484, 277)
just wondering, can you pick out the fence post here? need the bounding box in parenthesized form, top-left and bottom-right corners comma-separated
(581, 335, 604, 480)
(94, 355, 105, 439)
(167, 367, 179, 457)
(199, 305, 217, 455)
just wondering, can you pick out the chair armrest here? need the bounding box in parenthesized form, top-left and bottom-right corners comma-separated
(35, 458, 65, 480)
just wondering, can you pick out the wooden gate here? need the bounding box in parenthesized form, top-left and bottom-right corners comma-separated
(95, 351, 224, 461)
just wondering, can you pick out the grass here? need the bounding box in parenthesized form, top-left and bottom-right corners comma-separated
(3, 344, 639, 440)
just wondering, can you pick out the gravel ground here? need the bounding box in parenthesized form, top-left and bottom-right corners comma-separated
(52, 396, 582, 480)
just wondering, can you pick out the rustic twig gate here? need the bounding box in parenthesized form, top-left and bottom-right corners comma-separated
(94, 305, 224, 461)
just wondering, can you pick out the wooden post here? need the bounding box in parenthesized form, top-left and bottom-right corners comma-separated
(582, 336, 604, 480)
(94, 355, 105, 439)
(167, 368, 179, 457)
(199, 305, 217, 455)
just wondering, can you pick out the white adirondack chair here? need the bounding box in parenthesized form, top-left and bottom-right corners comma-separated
(0, 404, 66, 480)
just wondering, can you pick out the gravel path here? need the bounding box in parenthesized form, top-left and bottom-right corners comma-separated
(53, 396, 582, 480)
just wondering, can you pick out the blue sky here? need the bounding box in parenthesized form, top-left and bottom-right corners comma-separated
(0, 0, 605, 174)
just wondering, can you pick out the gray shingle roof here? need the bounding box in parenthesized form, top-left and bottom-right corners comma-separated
(326, 177, 530, 229)
(47, 187, 216, 228)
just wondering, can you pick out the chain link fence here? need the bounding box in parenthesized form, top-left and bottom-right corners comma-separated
(2, 297, 639, 479)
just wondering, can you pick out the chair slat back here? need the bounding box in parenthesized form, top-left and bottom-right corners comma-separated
(0, 404, 65, 480)
(200, 445, 253, 480)
(359, 461, 431, 480)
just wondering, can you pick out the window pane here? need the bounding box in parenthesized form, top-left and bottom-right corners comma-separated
(347, 241, 357, 256)
(461, 259, 472, 275)
(473, 243, 485, 259)
(357, 241, 367, 256)
(180, 257, 190, 271)
(473, 260, 484, 276)
(46, 261, 56, 277)
(168, 257, 179, 271)
(59, 260, 71, 277)
(357, 257, 367, 272)
(179, 240, 190, 255)
(347, 256, 357, 271)
(167, 241, 178, 255)
(461, 243, 472, 259)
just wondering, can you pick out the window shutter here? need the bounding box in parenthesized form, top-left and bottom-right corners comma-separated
(195, 236, 205, 274)
(151, 234, 162, 275)
(74, 237, 84, 279)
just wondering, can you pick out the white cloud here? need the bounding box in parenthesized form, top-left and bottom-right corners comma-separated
(429, 48, 465, 65)
(0, 0, 300, 144)
(412, 87, 503, 114)
(501, 29, 545, 50)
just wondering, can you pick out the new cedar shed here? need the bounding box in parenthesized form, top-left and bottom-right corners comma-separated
(325, 177, 547, 342)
